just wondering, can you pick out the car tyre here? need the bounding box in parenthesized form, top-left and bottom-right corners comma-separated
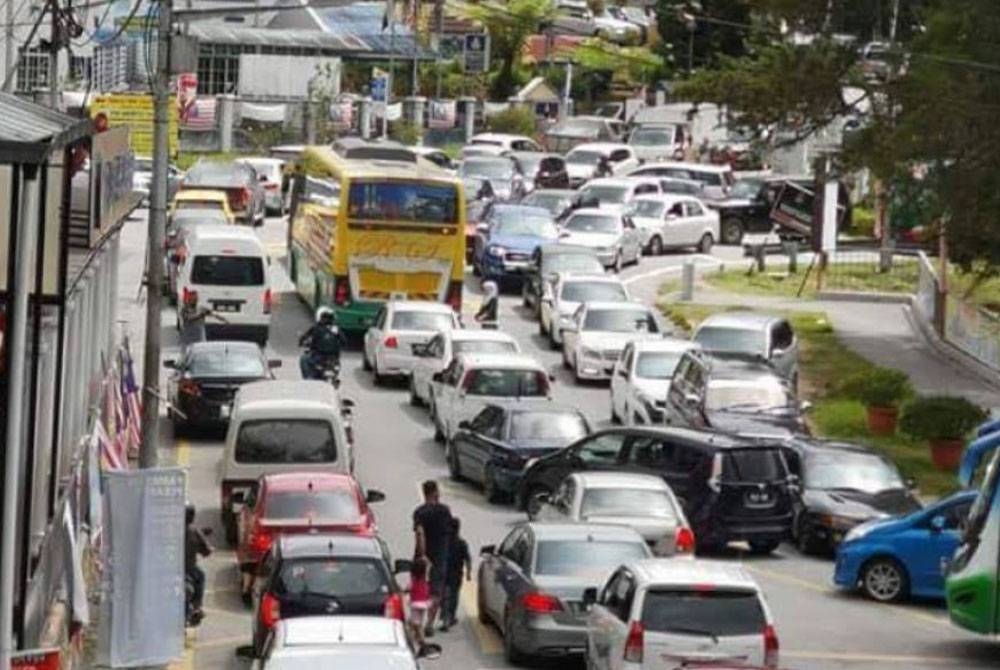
(613, 251, 623, 273)
(861, 557, 909, 603)
(698, 232, 714, 254)
(748, 539, 780, 555)
(796, 515, 822, 556)
(648, 235, 664, 256)
(721, 217, 743, 245)
(503, 613, 527, 666)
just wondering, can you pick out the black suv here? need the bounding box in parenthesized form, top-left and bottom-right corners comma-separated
(252, 533, 409, 655)
(516, 426, 798, 554)
(665, 351, 810, 438)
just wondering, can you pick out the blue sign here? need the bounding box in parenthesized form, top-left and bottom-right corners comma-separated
(371, 73, 388, 103)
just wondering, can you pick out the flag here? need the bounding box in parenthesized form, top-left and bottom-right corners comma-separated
(182, 97, 217, 131)
(120, 343, 142, 458)
(95, 418, 125, 471)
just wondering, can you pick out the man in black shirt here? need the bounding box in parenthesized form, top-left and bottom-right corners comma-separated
(441, 517, 471, 631)
(413, 480, 453, 637)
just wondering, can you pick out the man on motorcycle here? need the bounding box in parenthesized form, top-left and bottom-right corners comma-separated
(299, 306, 345, 379)
(185, 503, 211, 624)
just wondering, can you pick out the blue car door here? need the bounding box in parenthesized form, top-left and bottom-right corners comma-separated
(905, 499, 973, 596)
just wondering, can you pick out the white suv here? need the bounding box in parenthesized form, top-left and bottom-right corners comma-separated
(585, 559, 779, 669)
(610, 338, 698, 425)
(539, 272, 630, 348)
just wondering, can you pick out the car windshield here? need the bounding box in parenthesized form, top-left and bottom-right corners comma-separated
(235, 420, 337, 464)
(729, 180, 763, 199)
(694, 326, 766, 356)
(580, 185, 628, 204)
(510, 412, 588, 442)
(544, 254, 604, 275)
(583, 308, 658, 333)
(635, 352, 684, 379)
(391, 311, 455, 331)
(176, 200, 224, 211)
(274, 558, 390, 598)
(564, 214, 619, 234)
(534, 540, 648, 576)
(187, 348, 264, 377)
(641, 590, 766, 636)
(581, 488, 677, 519)
(806, 451, 904, 493)
(522, 192, 572, 216)
(722, 449, 785, 482)
(630, 127, 675, 146)
(265, 489, 359, 519)
(191, 256, 264, 286)
(460, 160, 513, 180)
(464, 369, 549, 397)
(565, 149, 604, 165)
(629, 200, 666, 218)
(347, 181, 458, 224)
(515, 154, 543, 173)
(561, 281, 627, 303)
(493, 213, 558, 238)
(173, 209, 229, 226)
(706, 381, 790, 411)
(453, 339, 518, 356)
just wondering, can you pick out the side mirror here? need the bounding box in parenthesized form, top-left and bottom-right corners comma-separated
(582, 587, 598, 607)
(366, 489, 386, 503)
(480, 544, 496, 555)
(163, 359, 177, 369)
(268, 359, 282, 368)
(230, 489, 247, 506)
(394, 559, 413, 574)
(458, 420, 471, 430)
(931, 515, 946, 533)
(683, 392, 701, 406)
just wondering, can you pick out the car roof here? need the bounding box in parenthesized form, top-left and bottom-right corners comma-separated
(262, 472, 358, 492)
(184, 340, 262, 355)
(567, 207, 619, 219)
(277, 533, 383, 559)
(560, 272, 622, 283)
(538, 243, 598, 256)
(640, 161, 732, 174)
(569, 142, 630, 153)
(590, 425, 776, 451)
(490, 204, 552, 216)
(236, 380, 340, 408)
(698, 311, 780, 330)
(453, 352, 545, 370)
(633, 193, 704, 206)
(704, 354, 784, 380)
(184, 224, 259, 242)
(584, 177, 649, 188)
(447, 329, 518, 343)
(629, 337, 699, 354)
(526, 522, 647, 542)
(387, 300, 455, 314)
(582, 300, 651, 311)
(627, 558, 760, 591)
(572, 471, 670, 490)
(277, 616, 405, 648)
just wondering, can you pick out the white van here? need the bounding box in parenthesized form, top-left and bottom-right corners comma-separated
(219, 380, 354, 543)
(178, 224, 271, 345)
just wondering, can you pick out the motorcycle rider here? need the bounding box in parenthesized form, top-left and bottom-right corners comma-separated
(299, 306, 345, 379)
(474, 280, 499, 329)
(185, 503, 211, 624)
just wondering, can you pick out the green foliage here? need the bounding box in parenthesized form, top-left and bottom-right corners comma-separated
(842, 367, 913, 408)
(570, 39, 665, 84)
(900, 396, 988, 441)
(389, 120, 422, 146)
(485, 107, 537, 136)
(655, 0, 753, 73)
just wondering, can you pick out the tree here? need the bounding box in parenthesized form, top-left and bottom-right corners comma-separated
(655, 0, 753, 74)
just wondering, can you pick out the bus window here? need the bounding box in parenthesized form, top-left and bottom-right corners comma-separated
(348, 181, 458, 224)
(964, 450, 1000, 545)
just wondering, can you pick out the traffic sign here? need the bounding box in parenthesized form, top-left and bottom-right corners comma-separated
(463, 33, 490, 73)
(371, 67, 389, 103)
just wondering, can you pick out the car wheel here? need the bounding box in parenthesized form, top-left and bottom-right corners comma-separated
(409, 377, 423, 407)
(796, 515, 822, 556)
(525, 486, 551, 519)
(721, 217, 743, 245)
(862, 557, 909, 603)
(447, 441, 463, 481)
(477, 580, 491, 625)
(649, 235, 664, 256)
(698, 232, 714, 254)
(613, 251, 623, 273)
(362, 347, 373, 372)
(748, 539, 780, 555)
(503, 613, 526, 665)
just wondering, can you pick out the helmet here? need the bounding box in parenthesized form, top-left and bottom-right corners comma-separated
(316, 306, 335, 324)
(482, 280, 498, 298)
(185, 502, 196, 525)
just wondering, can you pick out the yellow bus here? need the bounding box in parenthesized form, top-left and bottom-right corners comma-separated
(288, 143, 466, 335)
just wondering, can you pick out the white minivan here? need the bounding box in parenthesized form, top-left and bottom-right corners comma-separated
(178, 225, 272, 346)
(219, 380, 354, 544)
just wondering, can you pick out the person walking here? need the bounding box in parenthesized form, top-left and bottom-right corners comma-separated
(440, 517, 471, 631)
(413, 480, 454, 638)
(407, 557, 432, 649)
(475, 280, 499, 330)
(185, 503, 212, 624)
(178, 292, 227, 349)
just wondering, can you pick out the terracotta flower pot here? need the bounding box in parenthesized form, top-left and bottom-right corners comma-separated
(866, 405, 899, 436)
(930, 438, 965, 471)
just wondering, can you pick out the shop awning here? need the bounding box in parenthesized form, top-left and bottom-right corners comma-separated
(0, 93, 92, 165)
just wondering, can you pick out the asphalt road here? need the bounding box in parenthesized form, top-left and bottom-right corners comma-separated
(119, 212, 1000, 670)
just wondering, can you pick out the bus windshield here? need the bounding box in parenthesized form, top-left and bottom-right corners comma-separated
(347, 181, 458, 224)
(964, 449, 1000, 545)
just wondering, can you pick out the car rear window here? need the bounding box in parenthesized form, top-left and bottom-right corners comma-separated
(641, 589, 766, 636)
(453, 340, 518, 356)
(534, 540, 648, 576)
(693, 326, 766, 356)
(187, 349, 264, 377)
(191, 255, 264, 286)
(235, 420, 337, 464)
(176, 200, 223, 211)
(581, 488, 678, 520)
(391, 311, 455, 331)
(510, 412, 588, 442)
(561, 281, 627, 303)
(274, 557, 390, 598)
(265, 489, 360, 520)
(723, 449, 786, 482)
(463, 369, 549, 397)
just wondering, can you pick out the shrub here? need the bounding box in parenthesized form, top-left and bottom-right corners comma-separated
(389, 120, 422, 146)
(900, 396, 988, 441)
(842, 367, 913, 408)
(485, 107, 537, 137)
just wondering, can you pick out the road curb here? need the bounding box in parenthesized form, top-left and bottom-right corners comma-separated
(817, 290, 912, 305)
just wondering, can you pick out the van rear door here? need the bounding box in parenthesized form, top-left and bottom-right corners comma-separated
(189, 246, 268, 326)
(715, 447, 794, 532)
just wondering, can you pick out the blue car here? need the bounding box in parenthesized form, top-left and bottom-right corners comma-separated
(834, 489, 977, 603)
(473, 204, 560, 281)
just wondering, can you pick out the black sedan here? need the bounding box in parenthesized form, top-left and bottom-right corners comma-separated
(522, 243, 605, 315)
(447, 402, 591, 503)
(165, 340, 279, 431)
(509, 152, 571, 190)
(785, 438, 921, 554)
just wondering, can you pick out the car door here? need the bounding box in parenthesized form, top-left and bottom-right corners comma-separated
(562, 304, 585, 354)
(588, 569, 625, 669)
(495, 529, 533, 621)
(483, 527, 525, 617)
(433, 358, 463, 426)
(666, 354, 696, 425)
(672, 357, 708, 429)
(683, 199, 709, 245)
(462, 406, 506, 483)
(604, 573, 637, 670)
(365, 306, 387, 364)
(910, 499, 974, 592)
(610, 344, 634, 422)
(662, 200, 687, 246)
(621, 216, 642, 262)
(412, 333, 443, 400)
(534, 431, 631, 496)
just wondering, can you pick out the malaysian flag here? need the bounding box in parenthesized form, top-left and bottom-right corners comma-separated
(182, 97, 217, 131)
(120, 342, 143, 458)
(94, 419, 125, 471)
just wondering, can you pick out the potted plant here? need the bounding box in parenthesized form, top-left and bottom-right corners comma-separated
(843, 368, 913, 436)
(901, 396, 988, 471)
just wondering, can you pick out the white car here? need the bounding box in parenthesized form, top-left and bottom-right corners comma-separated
(594, 9, 642, 44)
(585, 559, 779, 669)
(559, 208, 643, 271)
(411, 145, 456, 172)
(409, 329, 520, 407)
(362, 300, 461, 384)
(539, 272, 630, 347)
(238, 157, 286, 215)
(627, 194, 720, 255)
(255, 616, 419, 669)
(564, 143, 640, 187)
(561, 301, 664, 382)
(626, 161, 735, 200)
(465, 132, 542, 155)
(429, 353, 552, 443)
(578, 177, 662, 210)
(610, 338, 698, 425)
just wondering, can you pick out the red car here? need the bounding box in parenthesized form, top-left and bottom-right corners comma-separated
(236, 473, 386, 574)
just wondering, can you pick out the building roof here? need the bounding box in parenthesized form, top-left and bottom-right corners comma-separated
(0, 93, 92, 164)
(188, 21, 434, 58)
(514, 77, 560, 104)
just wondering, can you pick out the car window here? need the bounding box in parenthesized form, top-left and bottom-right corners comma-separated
(627, 438, 674, 470)
(561, 281, 628, 303)
(463, 368, 549, 396)
(666, 202, 684, 217)
(610, 149, 630, 162)
(191, 255, 264, 286)
(581, 487, 678, 520)
(453, 339, 518, 356)
(942, 501, 973, 530)
(235, 420, 337, 464)
(469, 406, 500, 433)
(634, 351, 684, 380)
(374, 307, 387, 330)
(641, 589, 766, 636)
(723, 449, 786, 482)
(391, 311, 455, 331)
(481, 407, 506, 439)
(265, 489, 360, 520)
(672, 445, 704, 474)
(499, 527, 524, 560)
(534, 541, 647, 576)
(576, 433, 628, 465)
(684, 201, 704, 216)
(634, 183, 658, 195)
(695, 326, 767, 356)
(771, 320, 795, 351)
(274, 557, 391, 598)
(582, 308, 658, 334)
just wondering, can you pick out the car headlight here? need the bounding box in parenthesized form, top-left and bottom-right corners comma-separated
(843, 523, 875, 543)
(487, 245, 507, 257)
(819, 513, 870, 531)
(581, 347, 601, 359)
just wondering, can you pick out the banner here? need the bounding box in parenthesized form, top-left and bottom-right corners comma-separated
(428, 99, 455, 129)
(105, 468, 186, 667)
(241, 102, 286, 124)
(90, 94, 179, 157)
(182, 98, 217, 132)
(330, 99, 354, 129)
(177, 73, 198, 124)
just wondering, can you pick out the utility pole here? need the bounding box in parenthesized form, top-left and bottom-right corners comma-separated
(4, 0, 14, 91)
(139, 0, 172, 469)
(49, 0, 60, 109)
(889, 0, 900, 43)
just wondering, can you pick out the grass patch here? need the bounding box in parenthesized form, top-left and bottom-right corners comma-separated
(659, 299, 955, 497)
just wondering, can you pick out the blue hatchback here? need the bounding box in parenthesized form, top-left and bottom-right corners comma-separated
(473, 205, 560, 280)
(834, 489, 976, 603)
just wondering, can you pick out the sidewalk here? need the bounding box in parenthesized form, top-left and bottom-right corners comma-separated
(685, 285, 1000, 412)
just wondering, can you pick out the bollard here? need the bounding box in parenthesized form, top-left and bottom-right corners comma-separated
(460, 96, 476, 144)
(680, 260, 695, 301)
(784, 239, 799, 274)
(753, 244, 766, 273)
(359, 97, 373, 139)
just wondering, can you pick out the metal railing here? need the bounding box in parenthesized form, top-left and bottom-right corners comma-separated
(821, 248, 921, 294)
(946, 295, 1000, 373)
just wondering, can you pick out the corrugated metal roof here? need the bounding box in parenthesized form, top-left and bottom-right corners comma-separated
(189, 22, 434, 57)
(0, 93, 92, 164)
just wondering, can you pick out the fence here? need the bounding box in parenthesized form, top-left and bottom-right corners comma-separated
(821, 248, 921, 294)
(947, 296, 1000, 373)
(915, 251, 942, 331)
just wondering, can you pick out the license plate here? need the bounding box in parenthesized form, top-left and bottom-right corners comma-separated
(744, 489, 774, 507)
(213, 301, 241, 313)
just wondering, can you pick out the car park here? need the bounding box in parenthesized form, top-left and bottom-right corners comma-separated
(508, 151, 570, 191)
(539, 273, 630, 346)
(610, 338, 698, 426)
(472, 204, 560, 280)
(458, 156, 525, 202)
(477, 522, 652, 663)
(430, 353, 553, 443)
(585, 559, 779, 669)
(693, 312, 798, 386)
(560, 301, 664, 382)
(254, 615, 416, 669)
(559, 208, 643, 271)
(164, 341, 279, 431)
(626, 161, 735, 200)
(182, 159, 267, 226)
(783, 439, 921, 554)
(238, 157, 286, 215)
(447, 401, 591, 502)
(577, 177, 663, 210)
(520, 188, 578, 221)
(531, 472, 694, 556)
(626, 194, 719, 255)
(409, 329, 520, 407)
(362, 300, 461, 384)
(517, 427, 798, 554)
(564, 143, 640, 187)
(522, 244, 605, 315)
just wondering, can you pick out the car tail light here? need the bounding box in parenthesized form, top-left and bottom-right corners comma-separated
(521, 591, 562, 614)
(333, 276, 350, 306)
(249, 521, 273, 554)
(240, 186, 252, 207)
(260, 592, 281, 629)
(445, 281, 462, 312)
(384, 593, 405, 621)
(675, 526, 695, 554)
(263, 288, 273, 315)
(178, 378, 201, 397)
(623, 621, 644, 663)
(764, 624, 779, 668)
(181, 287, 198, 305)
(384, 335, 398, 349)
